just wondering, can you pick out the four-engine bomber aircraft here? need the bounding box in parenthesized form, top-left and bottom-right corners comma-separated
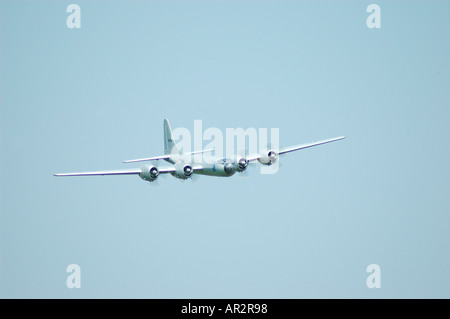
(54, 119, 345, 182)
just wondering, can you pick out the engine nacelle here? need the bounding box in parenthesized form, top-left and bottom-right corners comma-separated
(235, 157, 249, 172)
(258, 150, 278, 166)
(173, 163, 194, 179)
(139, 165, 160, 182)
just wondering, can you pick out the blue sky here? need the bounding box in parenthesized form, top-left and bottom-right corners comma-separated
(1, 0, 449, 298)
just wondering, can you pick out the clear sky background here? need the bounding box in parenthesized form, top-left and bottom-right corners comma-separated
(1, 0, 449, 298)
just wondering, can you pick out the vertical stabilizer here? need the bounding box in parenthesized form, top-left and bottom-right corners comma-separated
(163, 119, 180, 155)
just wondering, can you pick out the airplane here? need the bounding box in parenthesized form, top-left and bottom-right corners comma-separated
(54, 119, 345, 182)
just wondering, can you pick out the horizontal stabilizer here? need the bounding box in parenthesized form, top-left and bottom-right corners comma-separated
(122, 149, 214, 164)
(122, 154, 171, 163)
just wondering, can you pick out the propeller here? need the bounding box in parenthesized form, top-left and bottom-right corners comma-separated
(237, 164, 252, 178)
(235, 148, 255, 178)
(146, 175, 160, 187)
(145, 164, 162, 186)
(265, 142, 282, 169)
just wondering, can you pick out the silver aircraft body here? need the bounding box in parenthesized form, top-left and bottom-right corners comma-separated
(54, 119, 345, 182)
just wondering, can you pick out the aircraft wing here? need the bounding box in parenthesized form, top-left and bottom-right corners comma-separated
(191, 164, 204, 171)
(54, 167, 175, 177)
(278, 136, 346, 155)
(247, 136, 345, 161)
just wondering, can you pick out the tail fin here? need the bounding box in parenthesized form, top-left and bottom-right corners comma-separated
(163, 119, 180, 155)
